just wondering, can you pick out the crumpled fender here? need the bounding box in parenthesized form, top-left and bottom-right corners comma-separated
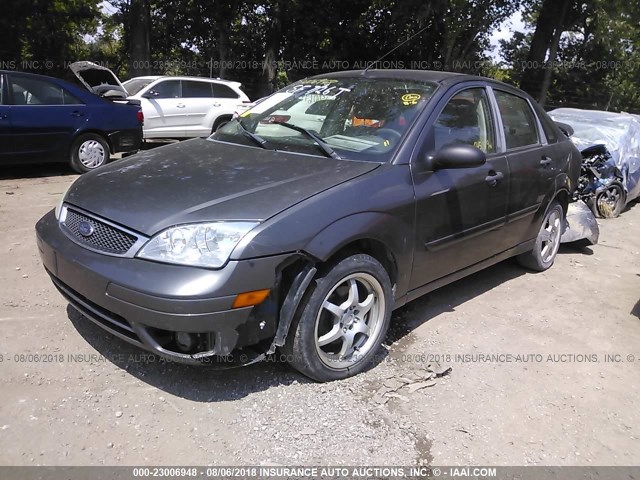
(302, 211, 414, 300)
(561, 200, 600, 245)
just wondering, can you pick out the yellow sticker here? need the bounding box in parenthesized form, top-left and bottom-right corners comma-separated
(240, 110, 251, 117)
(402, 93, 422, 106)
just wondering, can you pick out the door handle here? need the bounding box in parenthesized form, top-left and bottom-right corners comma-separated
(176, 103, 186, 108)
(0, 114, 8, 120)
(485, 171, 504, 187)
(540, 156, 553, 167)
(212, 103, 222, 107)
(70, 111, 84, 117)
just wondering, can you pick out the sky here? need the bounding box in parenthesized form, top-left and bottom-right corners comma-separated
(488, 10, 529, 61)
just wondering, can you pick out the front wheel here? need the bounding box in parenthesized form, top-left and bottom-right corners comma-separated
(70, 133, 110, 173)
(517, 201, 564, 272)
(282, 254, 393, 382)
(591, 183, 625, 218)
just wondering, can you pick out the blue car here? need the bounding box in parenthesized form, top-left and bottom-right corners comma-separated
(0, 64, 143, 173)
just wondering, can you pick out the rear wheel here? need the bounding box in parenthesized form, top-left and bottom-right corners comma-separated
(517, 201, 563, 272)
(282, 254, 392, 382)
(70, 133, 110, 173)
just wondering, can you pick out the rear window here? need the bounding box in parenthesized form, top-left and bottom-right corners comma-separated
(213, 83, 239, 99)
(152, 80, 181, 98)
(9, 76, 80, 105)
(494, 90, 540, 149)
(182, 81, 214, 98)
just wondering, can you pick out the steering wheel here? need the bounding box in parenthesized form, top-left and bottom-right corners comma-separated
(376, 128, 402, 144)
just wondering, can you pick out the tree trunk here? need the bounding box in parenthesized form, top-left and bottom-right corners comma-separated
(538, 0, 570, 106)
(261, 0, 282, 96)
(519, 0, 568, 97)
(218, 28, 230, 79)
(129, 0, 151, 76)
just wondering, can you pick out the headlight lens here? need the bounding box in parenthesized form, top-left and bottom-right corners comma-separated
(136, 222, 258, 268)
(55, 179, 77, 219)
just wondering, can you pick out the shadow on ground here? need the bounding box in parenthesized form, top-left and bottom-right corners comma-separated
(67, 240, 592, 401)
(0, 163, 75, 180)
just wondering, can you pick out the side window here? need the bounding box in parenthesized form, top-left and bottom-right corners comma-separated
(494, 90, 539, 149)
(212, 83, 239, 99)
(182, 81, 214, 98)
(62, 89, 82, 105)
(10, 77, 66, 105)
(151, 80, 181, 99)
(433, 88, 496, 154)
(536, 107, 559, 144)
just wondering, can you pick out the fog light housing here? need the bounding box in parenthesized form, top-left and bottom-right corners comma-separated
(175, 332, 197, 352)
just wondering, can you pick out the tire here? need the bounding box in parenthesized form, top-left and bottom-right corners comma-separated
(70, 133, 110, 173)
(517, 201, 564, 272)
(282, 254, 393, 382)
(590, 183, 625, 218)
(211, 116, 232, 134)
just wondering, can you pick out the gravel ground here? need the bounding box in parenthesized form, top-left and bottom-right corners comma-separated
(0, 162, 639, 466)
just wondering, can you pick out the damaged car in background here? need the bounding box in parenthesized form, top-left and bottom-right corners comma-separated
(550, 108, 640, 218)
(37, 70, 582, 382)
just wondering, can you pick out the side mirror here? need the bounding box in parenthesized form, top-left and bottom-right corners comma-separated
(423, 143, 487, 171)
(554, 121, 574, 137)
(142, 90, 159, 99)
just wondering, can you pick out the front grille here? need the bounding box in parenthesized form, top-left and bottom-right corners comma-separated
(63, 208, 137, 255)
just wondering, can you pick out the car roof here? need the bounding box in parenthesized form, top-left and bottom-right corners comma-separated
(0, 69, 64, 82)
(126, 75, 241, 86)
(312, 69, 519, 92)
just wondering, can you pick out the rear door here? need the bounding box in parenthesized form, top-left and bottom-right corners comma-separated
(8, 74, 88, 158)
(492, 88, 559, 242)
(410, 85, 510, 290)
(140, 79, 185, 137)
(0, 73, 12, 157)
(181, 80, 217, 137)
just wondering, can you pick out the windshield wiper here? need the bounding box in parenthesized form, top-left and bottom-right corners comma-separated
(235, 119, 273, 150)
(272, 121, 341, 159)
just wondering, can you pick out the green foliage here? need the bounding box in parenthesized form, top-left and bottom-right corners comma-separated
(0, 0, 102, 76)
(501, 0, 640, 113)
(2, 0, 639, 109)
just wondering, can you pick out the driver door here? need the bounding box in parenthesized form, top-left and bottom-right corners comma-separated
(409, 86, 510, 290)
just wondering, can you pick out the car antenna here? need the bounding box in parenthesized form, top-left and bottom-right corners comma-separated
(363, 23, 431, 74)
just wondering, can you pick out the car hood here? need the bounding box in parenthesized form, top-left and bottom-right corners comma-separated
(65, 139, 379, 236)
(68, 61, 128, 98)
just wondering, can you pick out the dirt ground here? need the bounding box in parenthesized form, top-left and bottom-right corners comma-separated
(0, 163, 639, 467)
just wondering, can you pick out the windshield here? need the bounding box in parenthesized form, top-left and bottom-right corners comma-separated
(124, 78, 154, 96)
(213, 77, 437, 162)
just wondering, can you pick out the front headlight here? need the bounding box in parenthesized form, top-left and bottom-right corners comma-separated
(55, 179, 77, 219)
(136, 222, 258, 268)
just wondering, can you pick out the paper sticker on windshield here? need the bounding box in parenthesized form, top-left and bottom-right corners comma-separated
(402, 93, 422, 106)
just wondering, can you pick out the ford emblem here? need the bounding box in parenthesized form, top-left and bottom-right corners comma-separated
(78, 221, 95, 237)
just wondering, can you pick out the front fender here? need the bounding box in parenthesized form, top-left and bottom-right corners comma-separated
(302, 212, 414, 300)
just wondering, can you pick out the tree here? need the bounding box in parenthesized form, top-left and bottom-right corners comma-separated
(0, 0, 101, 76)
(128, 0, 151, 76)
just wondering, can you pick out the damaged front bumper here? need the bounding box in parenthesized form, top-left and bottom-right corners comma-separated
(561, 200, 600, 245)
(35, 209, 288, 366)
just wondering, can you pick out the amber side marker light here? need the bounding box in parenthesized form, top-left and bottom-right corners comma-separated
(232, 289, 271, 309)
